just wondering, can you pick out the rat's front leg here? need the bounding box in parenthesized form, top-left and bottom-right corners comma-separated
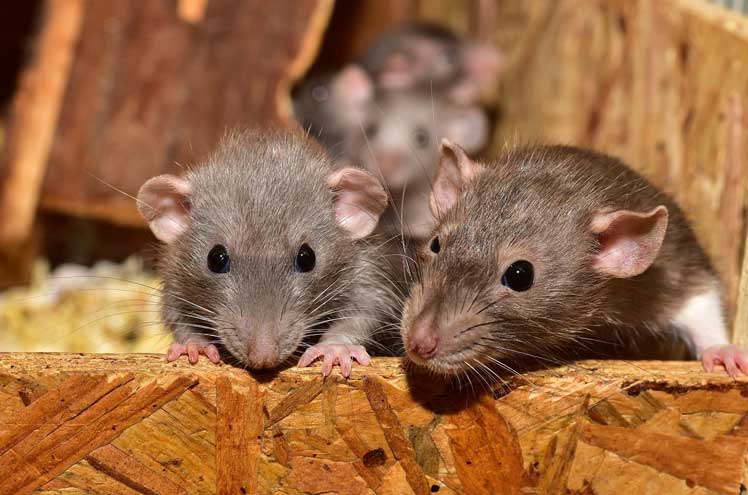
(166, 328, 221, 365)
(673, 287, 747, 377)
(297, 319, 373, 377)
(700, 345, 748, 377)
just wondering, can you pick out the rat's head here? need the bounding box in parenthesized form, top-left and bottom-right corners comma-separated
(138, 132, 387, 370)
(351, 91, 488, 195)
(363, 23, 502, 99)
(401, 141, 669, 375)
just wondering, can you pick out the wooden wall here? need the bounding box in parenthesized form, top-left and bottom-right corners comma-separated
(0, 0, 334, 240)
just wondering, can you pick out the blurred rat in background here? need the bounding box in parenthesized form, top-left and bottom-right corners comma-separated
(356, 22, 502, 103)
(346, 87, 489, 239)
(293, 21, 499, 238)
(137, 131, 408, 377)
(401, 140, 745, 380)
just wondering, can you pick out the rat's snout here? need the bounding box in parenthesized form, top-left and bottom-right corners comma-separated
(375, 151, 404, 177)
(235, 320, 284, 369)
(406, 311, 441, 363)
(246, 345, 281, 369)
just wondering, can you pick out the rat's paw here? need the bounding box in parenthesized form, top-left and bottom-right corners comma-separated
(701, 345, 748, 377)
(297, 343, 371, 378)
(166, 341, 221, 365)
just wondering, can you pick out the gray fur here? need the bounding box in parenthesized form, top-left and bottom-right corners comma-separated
(159, 131, 405, 368)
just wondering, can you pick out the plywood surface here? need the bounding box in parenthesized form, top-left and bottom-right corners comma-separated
(1, 353, 746, 494)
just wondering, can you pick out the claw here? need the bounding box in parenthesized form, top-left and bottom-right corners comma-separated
(166, 341, 221, 364)
(298, 343, 371, 378)
(701, 345, 748, 378)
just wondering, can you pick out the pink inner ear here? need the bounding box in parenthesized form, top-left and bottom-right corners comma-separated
(334, 65, 372, 109)
(591, 206, 668, 278)
(429, 139, 483, 218)
(137, 175, 192, 244)
(462, 43, 504, 84)
(328, 168, 387, 239)
(379, 53, 416, 88)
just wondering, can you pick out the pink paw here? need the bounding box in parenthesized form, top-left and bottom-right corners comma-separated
(166, 341, 221, 365)
(297, 343, 371, 377)
(701, 345, 748, 377)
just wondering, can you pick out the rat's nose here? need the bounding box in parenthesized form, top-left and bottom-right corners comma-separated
(407, 319, 441, 361)
(377, 152, 403, 176)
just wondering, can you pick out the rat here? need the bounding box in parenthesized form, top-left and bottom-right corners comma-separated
(292, 66, 373, 159)
(292, 22, 501, 157)
(346, 88, 489, 240)
(137, 130, 407, 377)
(356, 21, 503, 104)
(401, 140, 746, 378)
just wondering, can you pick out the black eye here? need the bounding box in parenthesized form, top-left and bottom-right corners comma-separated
(501, 260, 534, 292)
(430, 236, 440, 254)
(295, 243, 316, 272)
(207, 244, 230, 273)
(413, 128, 430, 148)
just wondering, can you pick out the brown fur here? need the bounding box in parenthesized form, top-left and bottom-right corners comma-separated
(402, 145, 718, 375)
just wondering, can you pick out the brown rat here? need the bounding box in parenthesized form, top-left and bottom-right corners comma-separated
(137, 131, 407, 377)
(401, 141, 745, 378)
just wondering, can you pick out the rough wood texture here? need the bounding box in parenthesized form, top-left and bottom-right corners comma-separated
(735, 230, 748, 346)
(0, 0, 84, 245)
(34, 0, 333, 228)
(476, 0, 748, 338)
(1, 354, 747, 494)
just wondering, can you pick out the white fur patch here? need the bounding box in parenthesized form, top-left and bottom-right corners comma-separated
(671, 286, 729, 356)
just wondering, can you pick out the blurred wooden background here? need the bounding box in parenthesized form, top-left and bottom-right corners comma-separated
(0, 0, 746, 340)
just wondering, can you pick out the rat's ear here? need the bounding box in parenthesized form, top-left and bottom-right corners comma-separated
(590, 205, 668, 278)
(429, 139, 484, 218)
(449, 43, 503, 103)
(137, 174, 192, 244)
(328, 167, 388, 239)
(331, 65, 373, 125)
(377, 51, 415, 89)
(441, 106, 489, 153)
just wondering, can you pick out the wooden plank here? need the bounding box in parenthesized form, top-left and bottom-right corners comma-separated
(0, 354, 747, 494)
(86, 444, 187, 495)
(364, 376, 430, 495)
(0, 373, 197, 494)
(40, 0, 333, 228)
(0, 0, 84, 244)
(215, 376, 263, 495)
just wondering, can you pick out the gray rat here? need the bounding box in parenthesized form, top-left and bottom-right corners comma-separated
(292, 66, 372, 160)
(347, 89, 489, 240)
(292, 22, 501, 157)
(401, 140, 745, 378)
(137, 131, 406, 377)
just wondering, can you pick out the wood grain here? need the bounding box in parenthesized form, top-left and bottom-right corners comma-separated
(0, 354, 747, 493)
(0, 0, 84, 244)
(215, 376, 263, 495)
(37, 0, 332, 228)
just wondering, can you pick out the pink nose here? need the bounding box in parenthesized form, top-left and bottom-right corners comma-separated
(377, 152, 402, 176)
(407, 320, 440, 360)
